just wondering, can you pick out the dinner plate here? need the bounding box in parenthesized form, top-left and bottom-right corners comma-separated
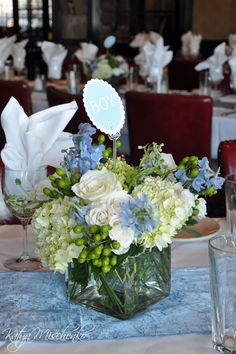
(173, 217, 220, 243)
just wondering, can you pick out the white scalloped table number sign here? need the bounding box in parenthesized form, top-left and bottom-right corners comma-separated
(82, 79, 125, 136)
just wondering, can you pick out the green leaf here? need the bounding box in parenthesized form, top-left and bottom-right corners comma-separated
(186, 218, 198, 226)
(70, 259, 89, 290)
(15, 178, 21, 185)
(116, 244, 144, 267)
(181, 226, 201, 238)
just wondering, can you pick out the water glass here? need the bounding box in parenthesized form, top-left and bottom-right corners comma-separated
(225, 174, 236, 235)
(199, 70, 211, 95)
(209, 234, 236, 353)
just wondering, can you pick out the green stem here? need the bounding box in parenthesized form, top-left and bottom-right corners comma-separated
(99, 273, 124, 314)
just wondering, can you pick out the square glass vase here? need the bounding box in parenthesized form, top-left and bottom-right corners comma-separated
(66, 245, 171, 320)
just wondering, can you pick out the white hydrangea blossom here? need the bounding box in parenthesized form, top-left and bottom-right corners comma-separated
(132, 176, 195, 250)
(32, 197, 83, 273)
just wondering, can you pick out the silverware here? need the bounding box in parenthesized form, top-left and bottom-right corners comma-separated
(221, 110, 236, 116)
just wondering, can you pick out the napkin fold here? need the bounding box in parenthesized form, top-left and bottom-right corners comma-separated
(228, 33, 236, 55)
(130, 31, 161, 48)
(194, 42, 228, 83)
(1, 97, 78, 170)
(41, 41, 68, 80)
(181, 31, 202, 57)
(0, 35, 16, 73)
(74, 42, 98, 63)
(12, 39, 28, 71)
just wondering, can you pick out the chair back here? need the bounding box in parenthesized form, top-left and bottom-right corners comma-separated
(0, 80, 32, 152)
(46, 86, 111, 145)
(125, 92, 213, 165)
(218, 140, 236, 176)
(47, 86, 90, 134)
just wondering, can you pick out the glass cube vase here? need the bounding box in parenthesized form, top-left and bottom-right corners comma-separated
(66, 246, 171, 320)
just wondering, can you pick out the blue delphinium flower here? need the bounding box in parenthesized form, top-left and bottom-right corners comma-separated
(70, 200, 89, 225)
(66, 123, 105, 174)
(174, 169, 190, 185)
(119, 194, 159, 238)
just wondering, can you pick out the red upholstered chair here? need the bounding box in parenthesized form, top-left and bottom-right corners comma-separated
(46, 86, 111, 145)
(0, 80, 32, 152)
(168, 55, 201, 91)
(125, 92, 213, 165)
(207, 140, 236, 218)
(218, 140, 236, 176)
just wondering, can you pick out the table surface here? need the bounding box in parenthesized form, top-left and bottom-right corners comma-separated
(0, 218, 226, 354)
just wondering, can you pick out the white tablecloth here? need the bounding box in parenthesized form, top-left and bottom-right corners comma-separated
(0, 219, 226, 353)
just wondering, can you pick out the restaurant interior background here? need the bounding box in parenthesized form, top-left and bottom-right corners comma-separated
(1, 0, 236, 79)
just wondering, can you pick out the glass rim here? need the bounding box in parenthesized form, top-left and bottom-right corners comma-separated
(209, 234, 236, 255)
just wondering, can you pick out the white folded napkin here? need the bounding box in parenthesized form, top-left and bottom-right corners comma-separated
(228, 34, 236, 54)
(74, 42, 98, 63)
(12, 39, 28, 71)
(194, 42, 228, 83)
(1, 97, 78, 170)
(41, 41, 68, 80)
(130, 32, 161, 48)
(134, 42, 154, 77)
(181, 31, 202, 57)
(0, 35, 16, 73)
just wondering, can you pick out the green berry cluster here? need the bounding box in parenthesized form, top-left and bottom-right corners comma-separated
(43, 168, 78, 198)
(74, 224, 120, 274)
(97, 134, 122, 162)
(178, 156, 200, 178)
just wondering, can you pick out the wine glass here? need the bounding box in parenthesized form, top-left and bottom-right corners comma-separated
(209, 66, 224, 99)
(2, 167, 47, 271)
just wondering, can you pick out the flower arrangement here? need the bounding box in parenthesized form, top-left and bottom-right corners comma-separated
(32, 123, 224, 318)
(85, 53, 129, 81)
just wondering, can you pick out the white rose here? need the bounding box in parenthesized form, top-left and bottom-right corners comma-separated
(106, 190, 130, 218)
(109, 224, 134, 254)
(160, 152, 177, 170)
(72, 168, 122, 205)
(85, 204, 110, 226)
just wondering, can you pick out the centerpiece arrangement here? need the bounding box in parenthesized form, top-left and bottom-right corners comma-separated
(74, 42, 128, 86)
(32, 122, 224, 319)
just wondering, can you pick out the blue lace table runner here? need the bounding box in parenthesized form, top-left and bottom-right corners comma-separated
(0, 267, 211, 343)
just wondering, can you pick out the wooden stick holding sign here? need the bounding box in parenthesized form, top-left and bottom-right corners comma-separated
(83, 79, 125, 161)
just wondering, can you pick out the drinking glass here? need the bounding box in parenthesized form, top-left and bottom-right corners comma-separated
(225, 174, 236, 235)
(2, 168, 47, 271)
(209, 66, 224, 99)
(209, 234, 236, 353)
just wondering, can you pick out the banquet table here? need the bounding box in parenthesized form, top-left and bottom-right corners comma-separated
(0, 218, 226, 354)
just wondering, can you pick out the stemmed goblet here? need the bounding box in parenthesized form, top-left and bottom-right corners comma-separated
(209, 66, 224, 99)
(2, 167, 47, 271)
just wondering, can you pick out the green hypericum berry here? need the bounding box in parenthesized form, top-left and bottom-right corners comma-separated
(102, 257, 110, 266)
(92, 259, 101, 267)
(195, 199, 200, 206)
(112, 241, 120, 250)
(51, 190, 60, 198)
(43, 187, 52, 196)
(58, 179, 70, 189)
(189, 156, 198, 163)
(178, 164, 185, 170)
(55, 168, 65, 177)
(94, 246, 103, 256)
(78, 258, 86, 264)
(100, 233, 107, 240)
(98, 134, 105, 144)
(70, 175, 78, 184)
(192, 208, 199, 216)
(93, 234, 101, 242)
(75, 237, 85, 246)
(116, 140, 121, 149)
(110, 256, 117, 266)
(49, 175, 56, 182)
(102, 247, 111, 256)
(182, 157, 189, 164)
(190, 167, 199, 178)
(102, 149, 110, 158)
(107, 147, 112, 155)
(89, 225, 99, 234)
(100, 225, 110, 234)
(73, 225, 84, 234)
(80, 249, 88, 258)
(88, 251, 98, 260)
(102, 265, 111, 273)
